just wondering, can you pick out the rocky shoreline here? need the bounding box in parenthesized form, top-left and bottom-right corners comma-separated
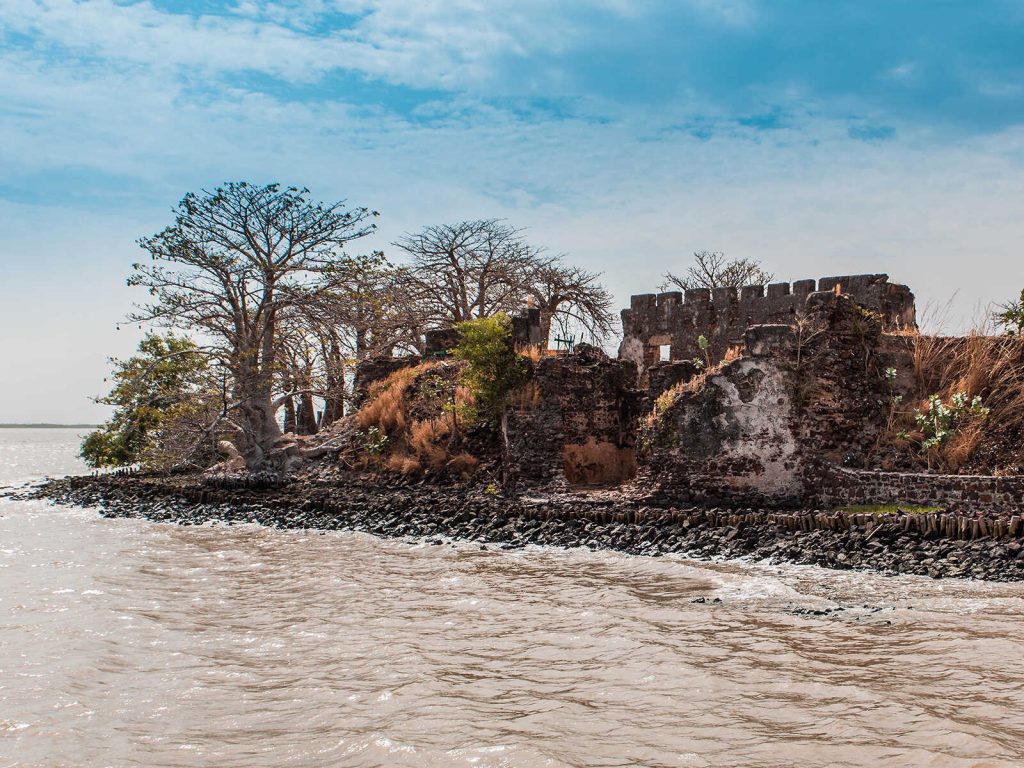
(15, 472, 1024, 582)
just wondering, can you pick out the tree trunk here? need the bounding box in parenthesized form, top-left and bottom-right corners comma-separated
(297, 393, 318, 435)
(283, 395, 296, 434)
(237, 394, 285, 469)
(235, 347, 286, 469)
(321, 339, 345, 428)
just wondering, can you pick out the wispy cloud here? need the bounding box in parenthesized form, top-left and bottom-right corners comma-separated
(2, 1, 1024, 420)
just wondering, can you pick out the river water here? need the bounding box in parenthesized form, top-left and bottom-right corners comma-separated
(2, 428, 1024, 767)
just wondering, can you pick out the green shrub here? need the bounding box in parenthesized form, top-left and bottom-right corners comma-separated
(913, 391, 989, 452)
(995, 288, 1024, 336)
(81, 333, 214, 469)
(452, 314, 528, 425)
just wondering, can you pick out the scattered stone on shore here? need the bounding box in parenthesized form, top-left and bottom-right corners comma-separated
(18, 473, 1024, 583)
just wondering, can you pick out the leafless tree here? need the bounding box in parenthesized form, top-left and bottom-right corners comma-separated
(661, 250, 774, 292)
(527, 262, 615, 345)
(395, 219, 615, 345)
(276, 323, 323, 436)
(274, 253, 427, 434)
(129, 182, 377, 469)
(394, 220, 540, 325)
(323, 252, 426, 359)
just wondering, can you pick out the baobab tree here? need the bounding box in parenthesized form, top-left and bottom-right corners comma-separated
(273, 253, 426, 433)
(661, 250, 774, 291)
(394, 219, 539, 325)
(129, 182, 377, 469)
(395, 219, 614, 345)
(527, 262, 615, 345)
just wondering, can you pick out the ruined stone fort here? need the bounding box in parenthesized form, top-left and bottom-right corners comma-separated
(619, 274, 916, 372)
(358, 272, 1024, 514)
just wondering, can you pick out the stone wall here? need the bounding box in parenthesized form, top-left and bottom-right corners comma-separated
(423, 307, 545, 357)
(511, 307, 545, 348)
(619, 273, 916, 374)
(814, 465, 1024, 513)
(637, 293, 908, 507)
(635, 294, 1024, 510)
(352, 356, 422, 404)
(639, 328, 804, 507)
(502, 344, 640, 487)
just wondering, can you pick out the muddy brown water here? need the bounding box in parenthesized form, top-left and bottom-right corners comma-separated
(2, 429, 1023, 767)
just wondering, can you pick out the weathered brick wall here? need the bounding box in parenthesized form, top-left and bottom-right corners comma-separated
(638, 325, 805, 507)
(814, 465, 1024, 512)
(619, 273, 916, 373)
(502, 345, 641, 487)
(352, 356, 422, 404)
(637, 295, 909, 507)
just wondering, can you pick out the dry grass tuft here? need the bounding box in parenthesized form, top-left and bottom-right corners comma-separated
(408, 417, 450, 469)
(562, 439, 637, 485)
(938, 419, 986, 471)
(447, 452, 480, 475)
(889, 331, 1024, 470)
(386, 453, 423, 475)
(722, 345, 743, 364)
(355, 362, 482, 477)
(518, 345, 542, 363)
(508, 380, 542, 411)
(356, 364, 434, 432)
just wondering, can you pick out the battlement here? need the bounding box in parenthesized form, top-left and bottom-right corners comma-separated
(619, 274, 916, 372)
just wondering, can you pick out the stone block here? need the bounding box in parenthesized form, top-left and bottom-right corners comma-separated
(712, 286, 737, 305)
(684, 288, 711, 305)
(744, 325, 796, 357)
(792, 279, 816, 294)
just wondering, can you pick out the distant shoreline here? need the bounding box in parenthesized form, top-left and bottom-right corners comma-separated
(0, 424, 98, 429)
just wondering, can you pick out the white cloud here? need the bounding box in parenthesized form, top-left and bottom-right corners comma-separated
(0, 0, 631, 88)
(1, 0, 753, 93)
(3, 0, 1024, 419)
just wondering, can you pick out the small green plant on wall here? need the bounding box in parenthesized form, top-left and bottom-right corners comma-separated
(692, 334, 711, 370)
(994, 288, 1024, 336)
(357, 426, 389, 455)
(913, 391, 989, 452)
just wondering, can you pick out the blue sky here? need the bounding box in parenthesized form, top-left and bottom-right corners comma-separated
(2, 0, 1024, 421)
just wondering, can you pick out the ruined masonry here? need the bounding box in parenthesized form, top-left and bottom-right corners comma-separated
(356, 272, 1024, 512)
(619, 274, 916, 374)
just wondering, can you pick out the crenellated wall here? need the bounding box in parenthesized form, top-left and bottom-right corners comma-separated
(619, 274, 916, 373)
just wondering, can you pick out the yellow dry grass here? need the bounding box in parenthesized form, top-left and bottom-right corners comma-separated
(386, 453, 422, 475)
(356, 364, 433, 432)
(408, 417, 450, 469)
(722, 345, 743, 364)
(356, 361, 482, 477)
(508, 380, 542, 411)
(518, 345, 542, 363)
(562, 439, 637, 486)
(890, 330, 1024, 470)
(447, 452, 480, 475)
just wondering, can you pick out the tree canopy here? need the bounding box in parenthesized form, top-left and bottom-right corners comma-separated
(129, 182, 377, 468)
(661, 251, 774, 292)
(103, 183, 617, 472)
(394, 219, 614, 347)
(81, 333, 214, 469)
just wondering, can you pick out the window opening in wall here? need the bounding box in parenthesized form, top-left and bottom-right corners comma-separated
(659, 344, 671, 362)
